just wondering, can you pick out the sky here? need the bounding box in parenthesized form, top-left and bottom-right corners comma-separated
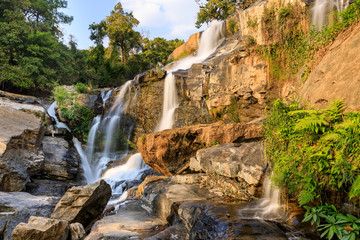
(60, 0, 205, 50)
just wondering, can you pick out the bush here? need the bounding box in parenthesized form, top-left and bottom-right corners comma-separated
(52, 86, 70, 106)
(74, 82, 88, 93)
(264, 99, 360, 207)
(60, 103, 94, 140)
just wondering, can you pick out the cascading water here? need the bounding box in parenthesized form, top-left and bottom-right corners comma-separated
(238, 174, 284, 220)
(157, 20, 226, 131)
(78, 80, 149, 197)
(312, 0, 350, 29)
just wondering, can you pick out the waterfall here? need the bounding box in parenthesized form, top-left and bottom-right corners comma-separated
(156, 20, 225, 131)
(312, 0, 350, 29)
(238, 174, 284, 220)
(47, 102, 71, 131)
(101, 89, 115, 107)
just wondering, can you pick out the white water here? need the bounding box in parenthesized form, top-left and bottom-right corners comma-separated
(101, 89, 114, 107)
(312, 0, 350, 29)
(157, 20, 225, 131)
(47, 102, 71, 131)
(238, 175, 283, 220)
(101, 153, 149, 196)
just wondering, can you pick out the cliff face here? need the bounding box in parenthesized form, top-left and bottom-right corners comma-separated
(299, 22, 360, 111)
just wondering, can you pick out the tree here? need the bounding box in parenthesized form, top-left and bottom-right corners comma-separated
(0, 0, 76, 92)
(105, 2, 141, 64)
(141, 38, 184, 68)
(195, 0, 255, 28)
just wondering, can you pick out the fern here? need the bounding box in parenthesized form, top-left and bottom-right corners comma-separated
(325, 100, 345, 123)
(298, 190, 316, 206)
(350, 176, 360, 199)
(294, 115, 327, 134)
(320, 132, 340, 142)
(288, 109, 319, 116)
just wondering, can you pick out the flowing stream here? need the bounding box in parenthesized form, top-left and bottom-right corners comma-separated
(157, 20, 225, 131)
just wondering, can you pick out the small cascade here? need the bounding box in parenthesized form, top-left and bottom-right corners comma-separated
(47, 102, 71, 131)
(157, 20, 225, 131)
(101, 89, 115, 107)
(312, 0, 350, 29)
(238, 174, 284, 220)
(101, 153, 149, 196)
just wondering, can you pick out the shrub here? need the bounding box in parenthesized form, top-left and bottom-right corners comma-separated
(60, 103, 94, 140)
(264, 99, 360, 207)
(52, 86, 70, 106)
(74, 82, 88, 93)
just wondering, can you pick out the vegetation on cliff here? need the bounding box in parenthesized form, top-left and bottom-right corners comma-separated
(264, 99, 360, 238)
(53, 86, 94, 141)
(257, 0, 360, 85)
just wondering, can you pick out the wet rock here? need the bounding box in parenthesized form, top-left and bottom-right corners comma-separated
(85, 200, 166, 240)
(0, 192, 58, 240)
(128, 70, 165, 140)
(143, 224, 187, 240)
(12, 216, 69, 240)
(137, 122, 262, 176)
(39, 136, 79, 180)
(26, 179, 83, 197)
(70, 223, 86, 240)
(0, 90, 38, 104)
(178, 202, 289, 240)
(141, 179, 214, 221)
(51, 180, 112, 228)
(190, 142, 266, 185)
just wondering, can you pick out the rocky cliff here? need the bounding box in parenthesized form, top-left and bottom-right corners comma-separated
(299, 22, 360, 111)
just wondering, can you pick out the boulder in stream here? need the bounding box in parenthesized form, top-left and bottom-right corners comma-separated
(137, 122, 262, 176)
(51, 179, 111, 228)
(12, 216, 69, 240)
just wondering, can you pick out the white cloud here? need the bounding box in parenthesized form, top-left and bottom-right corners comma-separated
(120, 0, 204, 40)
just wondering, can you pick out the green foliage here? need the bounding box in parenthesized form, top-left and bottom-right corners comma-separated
(60, 103, 93, 140)
(195, 0, 256, 28)
(52, 86, 70, 106)
(195, 0, 237, 28)
(228, 19, 239, 34)
(264, 99, 360, 207)
(74, 82, 88, 93)
(303, 205, 360, 240)
(105, 2, 141, 64)
(140, 37, 184, 68)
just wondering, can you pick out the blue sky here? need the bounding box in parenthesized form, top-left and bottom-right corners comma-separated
(60, 0, 205, 50)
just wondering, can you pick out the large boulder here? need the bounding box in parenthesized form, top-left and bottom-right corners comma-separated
(0, 192, 58, 240)
(142, 180, 213, 221)
(39, 136, 79, 180)
(0, 103, 44, 191)
(51, 180, 111, 228)
(190, 142, 266, 185)
(137, 122, 262, 176)
(85, 200, 166, 240)
(173, 34, 267, 125)
(167, 32, 201, 61)
(299, 22, 360, 111)
(12, 216, 69, 240)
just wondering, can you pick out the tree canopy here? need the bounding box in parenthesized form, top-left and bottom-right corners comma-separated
(195, 0, 255, 28)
